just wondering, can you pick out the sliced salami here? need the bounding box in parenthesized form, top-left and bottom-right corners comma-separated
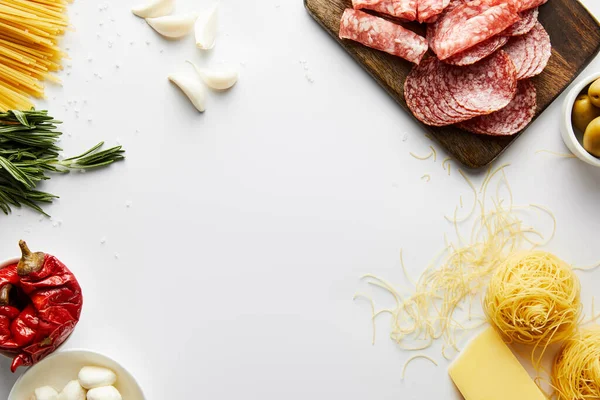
(431, 59, 483, 121)
(425, 0, 468, 45)
(502, 30, 531, 79)
(339, 9, 428, 64)
(417, 0, 451, 24)
(503, 21, 551, 79)
(443, 35, 509, 66)
(520, 0, 547, 12)
(524, 22, 551, 78)
(405, 53, 517, 126)
(429, 0, 520, 60)
(503, 8, 538, 36)
(393, 0, 418, 20)
(351, 0, 417, 20)
(442, 50, 518, 114)
(459, 80, 537, 135)
(405, 58, 463, 126)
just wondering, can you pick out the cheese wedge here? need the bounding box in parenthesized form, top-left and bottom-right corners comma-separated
(449, 327, 546, 400)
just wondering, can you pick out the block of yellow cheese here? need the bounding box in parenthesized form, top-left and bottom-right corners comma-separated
(449, 327, 546, 400)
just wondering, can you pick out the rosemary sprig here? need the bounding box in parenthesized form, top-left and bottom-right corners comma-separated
(0, 110, 125, 216)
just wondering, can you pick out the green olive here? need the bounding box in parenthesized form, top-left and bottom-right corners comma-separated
(584, 116, 600, 158)
(572, 94, 600, 132)
(588, 78, 600, 107)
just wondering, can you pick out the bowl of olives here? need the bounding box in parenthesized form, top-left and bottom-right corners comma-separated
(562, 72, 600, 167)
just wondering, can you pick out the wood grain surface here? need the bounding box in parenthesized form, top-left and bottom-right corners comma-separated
(304, 0, 600, 168)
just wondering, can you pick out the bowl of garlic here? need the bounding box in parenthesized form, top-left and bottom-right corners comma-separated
(8, 349, 145, 400)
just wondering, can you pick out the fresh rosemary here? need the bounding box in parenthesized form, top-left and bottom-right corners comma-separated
(0, 110, 125, 216)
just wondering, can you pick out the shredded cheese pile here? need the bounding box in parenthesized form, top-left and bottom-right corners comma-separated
(0, 0, 70, 111)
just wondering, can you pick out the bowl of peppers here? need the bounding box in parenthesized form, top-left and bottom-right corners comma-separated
(0, 241, 83, 372)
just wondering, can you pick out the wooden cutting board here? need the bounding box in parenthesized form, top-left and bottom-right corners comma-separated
(304, 0, 600, 168)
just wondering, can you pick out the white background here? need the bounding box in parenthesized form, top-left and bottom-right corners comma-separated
(1, 0, 600, 398)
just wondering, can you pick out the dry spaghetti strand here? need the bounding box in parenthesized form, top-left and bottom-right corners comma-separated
(401, 355, 438, 380)
(0, 0, 70, 111)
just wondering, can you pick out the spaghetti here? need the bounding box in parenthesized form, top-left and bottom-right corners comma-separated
(552, 327, 600, 400)
(484, 251, 582, 368)
(357, 165, 559, 354)
(0, 0, 70, 111)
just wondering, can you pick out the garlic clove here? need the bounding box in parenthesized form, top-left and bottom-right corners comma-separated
(146, 13, 198, 39)
(186, 61, 239, 90)
(169, 73, 206, 112)
(194, 3, 218, 49)
(30, 386, 59, 400)
(57, 380, 86, 400)
(78, 366, 117, 390)
(131, 0, 175, 18)
(86, 386, 122, 400)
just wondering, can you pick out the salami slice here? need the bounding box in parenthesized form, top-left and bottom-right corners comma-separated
(459, 80, 537, 135)
(352, 0, 417, 21)
(429, 0, 520, 60)
(405, 58, 463, 126)
(430, 59, 483, 121)
(393, 0, 418, 20)
(444, 35, 509, 66)
(417, 0, 451, 23)
(520, 0, 547, 12)
(339, 9, 428, 64)
(503, 22, 550, 79)
(441, 50, 518, 114)
(503, 8, 538, 36)
(405, 54, 517, 126)
(524, 22, 551, 78)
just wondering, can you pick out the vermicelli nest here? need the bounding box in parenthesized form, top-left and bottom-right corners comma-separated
(552, 327, 600, 400)
(484, 251, 582, 347)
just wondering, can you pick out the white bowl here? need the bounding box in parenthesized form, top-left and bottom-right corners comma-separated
(561, 72, 600, 167)
(8, 349, 146, 400)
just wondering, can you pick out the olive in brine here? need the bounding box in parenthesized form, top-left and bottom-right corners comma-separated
(588, 78, 600, 107)
(584, 116, 600, 158)
(572, 94, 600, 132)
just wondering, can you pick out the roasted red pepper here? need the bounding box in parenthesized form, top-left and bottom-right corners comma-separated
(0, 241, 83, 372)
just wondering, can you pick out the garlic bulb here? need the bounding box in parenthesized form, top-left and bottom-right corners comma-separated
(131, 0, 174, 18)
(78, 366, 117, 390)
(146, 13, 198, 39)
(169, 73, 206, 112)
(57, 380, 86, 400)
(86, 386, 122, 400)
(30, 386, 59, 400)
(186, 61, 238, 90)
(195, 3, 218, 49)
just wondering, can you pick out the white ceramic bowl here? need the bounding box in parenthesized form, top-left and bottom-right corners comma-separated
(561, 72, 600, 167)
(8, 349, 146, 400)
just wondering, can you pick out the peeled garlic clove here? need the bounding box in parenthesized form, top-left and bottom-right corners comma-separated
(131, 0, 174, 18)
(86, 386, 122, 400)
(146, 13, 198, 38)
(30, 386, 59, 400)
(57, 380, 86, 400)
(186, 61, 238, 90)
(78, 366, 117, 390)
(195, 3, 218, 49)
(169, 73, 206, 112)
